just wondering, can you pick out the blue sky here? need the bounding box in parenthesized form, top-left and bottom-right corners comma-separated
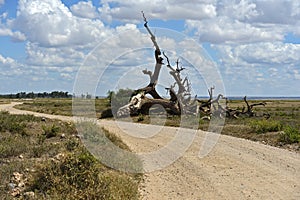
(0, 0, 299, 97)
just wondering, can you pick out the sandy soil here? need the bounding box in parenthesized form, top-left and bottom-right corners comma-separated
(1, 102, 300, 200)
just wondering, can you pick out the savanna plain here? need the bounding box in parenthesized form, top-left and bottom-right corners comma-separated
(0, 97, 299, 199)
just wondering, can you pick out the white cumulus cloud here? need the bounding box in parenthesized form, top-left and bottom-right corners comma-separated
(98, 0, 216, 23)
(186, 17, 283, 44)
(0, 54, 25, 77)
(215, 42, 300, 69)
(13, 0, 110, 47)
(212, 41, 300, 95)
(70, 1, 99, 19)
(186, 0, 300, 44)
(0, 27, 26, 41)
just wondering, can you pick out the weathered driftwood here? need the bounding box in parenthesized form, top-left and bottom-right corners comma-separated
(225, 96, 268, 119)
(196, 87, 268, 120)
(196, 86, 228, 120)
(117, 13, 193, 117)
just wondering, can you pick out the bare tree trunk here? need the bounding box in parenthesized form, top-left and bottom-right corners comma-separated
(116, 13, 177, 116)
(139, 12, 164, 100)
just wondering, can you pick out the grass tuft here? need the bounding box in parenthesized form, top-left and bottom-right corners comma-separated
(279, 126, 300, 144)
(249, 119, 282, 134)
(42, 124, 60, 138)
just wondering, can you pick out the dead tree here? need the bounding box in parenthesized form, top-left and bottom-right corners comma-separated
(239, 96, 267, 117)
(221, 96, 268, 119)
(196, 86, 228, 120)
(117, 13, 194, 117)
(195, 88, 268, 119)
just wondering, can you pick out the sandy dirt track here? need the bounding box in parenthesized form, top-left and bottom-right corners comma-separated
(1, 102, 300, 200)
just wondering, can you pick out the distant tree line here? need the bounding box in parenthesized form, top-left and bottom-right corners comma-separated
(0, 91, 72, 99)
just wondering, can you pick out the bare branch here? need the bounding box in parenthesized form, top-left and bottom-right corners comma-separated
(141, 11, 147, 24)
(242, 96, 267, 117)
(142, 69, 152, 77)
(208, 86, 215, 100)
(250, 102, 267, 108)
(163, 52, 176, 72)
(141, 11, 160, 52)
(182, 77, 188, 87)
(175, 59, 185, 73)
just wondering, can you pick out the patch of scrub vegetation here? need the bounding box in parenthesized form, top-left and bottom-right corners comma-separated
(14, 98, 73, 116)
(14, 98, 110, 118)
(0, 99, 11, 104)
(219, 100, 300, 151)
(29, 148, 141, 199)
(0, 111, 141, 199)
(249, 119, 283, 134)
(9, 98, 300, 151)
(279, 126, 300, 144)
(0, 111, 40, 136)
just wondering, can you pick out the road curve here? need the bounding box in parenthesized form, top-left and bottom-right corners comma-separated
(1, 102, 300, 200)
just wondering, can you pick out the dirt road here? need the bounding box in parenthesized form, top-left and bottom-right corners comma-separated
(1, 102, 300, 199)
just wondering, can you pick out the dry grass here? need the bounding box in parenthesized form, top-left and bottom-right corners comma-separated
(222, 100, 300, 151)
(0, 111, 141, 199)
(9, 98, 300, 152)
(14, 98, 110, 118)
(0, 99, 10, 104)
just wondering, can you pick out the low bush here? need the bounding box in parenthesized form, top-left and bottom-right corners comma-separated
(100, 108, 113, 118)
(42, 124, 60, 138)
(0, 111, 39, 135)
(279, 126, 300, 144)
(0, 134, 29, 158)
(137, 114, 144, 122)
(249, 119, 282, 134)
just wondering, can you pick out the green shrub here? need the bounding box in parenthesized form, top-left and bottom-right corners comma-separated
(249, 119, 282, 134)
(279, 126, 300, 144)
(0, 134, 29, 158)
(100, 108, 113, 118)
(137, 114, 144, 122)
(8, 122, 27, 135)
(42, 124, 60, 138)
(110, 88, 135, 115)
(0, 111, 40, 135)
(66, 138, 80, 151)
